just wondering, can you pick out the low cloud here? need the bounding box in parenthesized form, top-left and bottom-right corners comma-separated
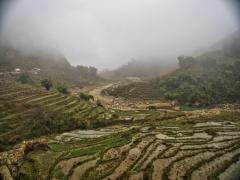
(0, 0, 239, 69)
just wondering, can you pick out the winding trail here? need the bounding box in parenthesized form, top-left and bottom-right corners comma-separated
(88, 83, 114, 107)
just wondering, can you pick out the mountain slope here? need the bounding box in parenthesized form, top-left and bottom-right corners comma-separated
(155, 31, 240, 104)
(100, 59, 176, 80)
(0, 47, 100, 85)
(0, 78, 114, 151)
(108, 31, 240, 105)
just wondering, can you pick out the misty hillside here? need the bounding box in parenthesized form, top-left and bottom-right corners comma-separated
(101, 59, 176, 79)
(107, 31, 240, 105)
(154, 30, 240, 104)
(0, 47, 100, 85)
(0, 78, 115, 151)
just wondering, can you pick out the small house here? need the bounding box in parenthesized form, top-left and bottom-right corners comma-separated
(15, 68, 21, 73)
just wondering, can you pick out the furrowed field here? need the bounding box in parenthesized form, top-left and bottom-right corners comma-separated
(1, 78, 240, 179)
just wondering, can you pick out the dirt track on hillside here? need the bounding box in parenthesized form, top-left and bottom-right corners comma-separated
(87, 82, 172, 110)
(88, 83, 115, 107)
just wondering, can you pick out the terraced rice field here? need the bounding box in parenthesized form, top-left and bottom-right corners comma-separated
(0, 79, 114, 150)
(1, 78, 240, 179)
(104, 82, 163, 100)
(1, 111, 237, 180)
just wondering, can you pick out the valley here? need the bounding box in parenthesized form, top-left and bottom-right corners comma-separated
(0, 2, 239, 179)
(0, 77, 240, 180)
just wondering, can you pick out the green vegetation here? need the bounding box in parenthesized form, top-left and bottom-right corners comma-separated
(18, 131, 133, 179)
(155, 59, 240, 104)
(105, 82, 163, 100)
(15, 110, 240, 180)
(0, 47, 100, 86)
(107, 33, 240, 105)
(1, 32, 240, 180)
(79, 92, 94, 102)
(179, 105, 208, 111)
(154, 35, 240, 105)
(56, 83, 68, 94)
(0, 79, 114, 151)
(100, 59, 176, 79)
(41, 78, 53, 91)
(96, 99, 104, 107)
(17, 72, 31, 84)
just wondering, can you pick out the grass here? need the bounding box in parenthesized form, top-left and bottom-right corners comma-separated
(159, 111, 240, 130)
(19, 129, 136, 179)
(64, 135, 129, 159)
(19, 161, 37, 179)
(22, 150, 62, 179)
(0, 80, 117, 150)
(2, 79, 240, 179)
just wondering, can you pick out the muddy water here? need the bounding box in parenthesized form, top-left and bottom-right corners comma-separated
(156, 132, 211, 140)
(55, 125, 131, 141)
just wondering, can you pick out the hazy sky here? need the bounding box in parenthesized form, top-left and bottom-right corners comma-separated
(0, 0, 239, 69)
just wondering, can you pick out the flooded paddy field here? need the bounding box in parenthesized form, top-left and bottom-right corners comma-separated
(0, 110, 239, 180)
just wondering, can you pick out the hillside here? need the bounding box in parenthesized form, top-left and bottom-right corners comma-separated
(0, 78, 114, 151)
(104, 82, 163, 100)
(2, 102, 240, 179)
(156, 31, 240, 105)
(0, 47, 100, 85)
(100, 59, 176, 80)
(107, 31, 240, 105)
(1, 39, 240, 179)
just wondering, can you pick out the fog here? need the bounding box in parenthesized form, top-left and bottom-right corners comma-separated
(0, 0, 239, 69)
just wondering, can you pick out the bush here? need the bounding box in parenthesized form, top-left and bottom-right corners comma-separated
(41, 78, 53, 91)
(79, 92, 94, 101)
(155, 59, 240, 105)
(24, 142, 50, 155)
(96, 99, 103, 107)
(57, 84, 68, 94)
(112, 113, 119, 119)
(147, 105, 157, 110)
(17, 73, 31, 84)
(204, 129, 217, 136)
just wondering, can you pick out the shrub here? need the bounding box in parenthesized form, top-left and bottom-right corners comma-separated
(147, 105, 157, 110)
(112, 113, 119, 119)
(96, 99, 103, 107)
(56, 84, 68, 94)
(24, 142, 50, 155)
(79, 92, 94, 101)
(204, 128, 218, 136)
(40, 78, 53, 91)
(17, 73, 31, 84)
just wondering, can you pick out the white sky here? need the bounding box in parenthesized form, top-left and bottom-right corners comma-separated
(0, 0, 239, 69)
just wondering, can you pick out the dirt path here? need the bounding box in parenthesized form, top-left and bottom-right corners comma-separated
(88, 83, 114, 107)
(87, 82, 172, 110)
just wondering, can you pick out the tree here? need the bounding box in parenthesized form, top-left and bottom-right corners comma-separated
(41, 79, 53, 91)
(88, 66, 98, 77)
(96, 99, 104, 107)
(18, 73, 31, 84)
(79, 93, 94, 102)
(57, 84, 68, 94)
(178, 56, 195, 68)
